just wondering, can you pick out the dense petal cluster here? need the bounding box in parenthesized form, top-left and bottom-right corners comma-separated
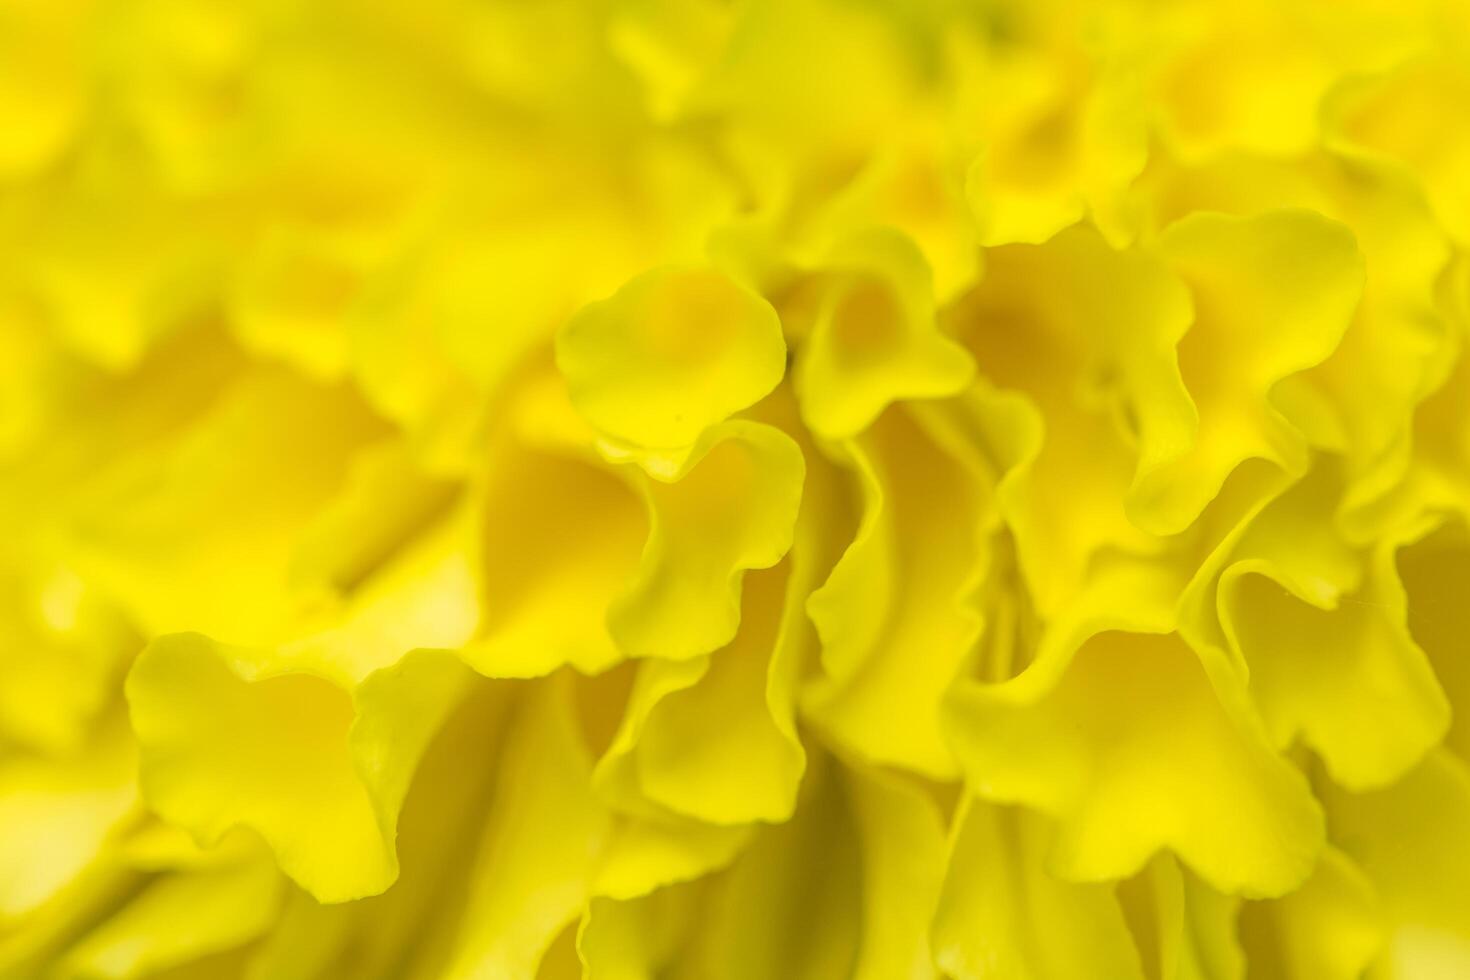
(4, 0, 1470, 977)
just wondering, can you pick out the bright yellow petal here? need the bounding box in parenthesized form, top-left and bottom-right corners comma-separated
(608, 421, 804, 661)
(557, 266, 786, 451)
(946, 618, 1323, 896)
(1137, 210, 1363, 533)
(793, 227, 973, 441)
(127, 638, 472, 902)
(438, 675, 608, 980)
(949, 225, 1195, 611)
(805, 403, 988, 778)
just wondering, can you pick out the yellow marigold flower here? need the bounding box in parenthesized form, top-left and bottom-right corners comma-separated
(6, 1, 1470, 978)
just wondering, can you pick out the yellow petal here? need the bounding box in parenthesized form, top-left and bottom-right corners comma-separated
(608, 421, 804, 660)
(946, 618, 1323, 897)
(608, 0, 737, 122)
(820, 134, 982, 302)
(591, 814, 752, 902)
(1321, 750, 1470, 979)
(226, 226, 369, 383)
(22, 147, 225, 373)
(287, 438, 458, 597)
(949, 225, 1195, 611)
(1117, 853, 1245, 980)
(127, 638, 472, 902)
(0, 562, 136, 754)
(681, 752, 862, 980)
(805, 403, 988, 778)
(1132, 148, 1454, 541)
(1394, 516, 1470, 765)
(557, 266, 786, 450)
(1149, 6, 1340, 160)
(610, 565, 804, 824)
(60, 843, 284, 980)
(1238, 847, 1383, 980)
(962, 22, 1148, 247)
(793, 227, 973, 441)
(239, 677, 520, 980)
(1137, 210, 1363, 533)
(842, 761, 946, 980)
(0, 2, 86, 180)
(63, 369, 389, 645)
(439, 675, 608, 980)
(0, 719, 137, 924)
(1325, 56, 1470, 245)
(580, 878, 709, 980)
(469, 408, 647, 678)
(241, 891, 355, 980)
(1220, 557, 1447, 790)
(933, 798, 1145, 980)
(1189, 465, 1451, 789)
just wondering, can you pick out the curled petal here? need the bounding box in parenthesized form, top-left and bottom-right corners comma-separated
(436, 675, 607, 980)
(609, 421, 805, 661)
(469, 438, 646, 679)
(793, 227, 974, 441)
(1188, 465, 1450, 790)
(127, 638, 473, 903)
(1137, 210, 1364, 534)
(1220, 559, 1447, 790)
(580, 878, 709, 980)
(951, 225, 1195, 613)
(946, 619, 1323, 897)
(805, 403, 989, 778)
(598, 566, 804, 825)
(557, 266, 786, 451)
(1325, 56, 1470, 246)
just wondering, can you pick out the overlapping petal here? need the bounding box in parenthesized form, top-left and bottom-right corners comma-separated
(6, 0, 1470, 976)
